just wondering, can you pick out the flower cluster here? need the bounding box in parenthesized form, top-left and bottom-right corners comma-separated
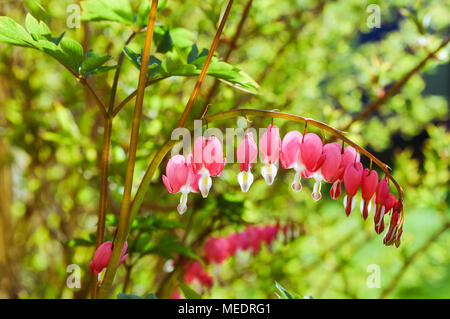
(181, 221, 302, 293)
(163, 125, 404, 247)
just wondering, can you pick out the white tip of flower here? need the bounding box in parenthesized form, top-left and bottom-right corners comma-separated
(291, 170, 302, 192)
(360, 199, 365, 217)
(238, 170, 254, 192)
(198, 174, 212, 198)
(177, 192, 188, 215)
(312, 180, 322, 202)
(261, 163, 277, 186)
(163, 260, 175, 272)
(343, 195, 356, 212)
(98, 269, 105, 283)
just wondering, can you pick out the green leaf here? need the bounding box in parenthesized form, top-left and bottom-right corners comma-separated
(187, 44, 199, 64)
(81, 0, 134, 26)
(123, 46, 142, 69)
(52, 32, 65, 45)
(157, 30, 173, 53)
(123, 47, 258, 94)
(180, 283, 202, 299)
(144, 293, 158, 299)
(83, 65, 117, 78)
(57, 38, 84, 72)
(0, 16, 35, 47)
(192, 56, 260, 94)
(117, 293, 142, 299)
(25, 14, 51, 41)
(170, 28, 195, 49)
(65, 237, 95, 247)
(275, 282, 295, 299)
(81, 51, 111, 75)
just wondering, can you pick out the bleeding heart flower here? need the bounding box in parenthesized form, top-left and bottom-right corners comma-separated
(259, 124, 281, 185)
(330, 145, 360, 200)
(300, 133, 323, 172)
(184, 260, 213, 288)
(237, 132, 258, 192)
(375, 193, 396, 234)
(193, 136, 226, 198)
(360, 168, 379, 220)
(280, 130, 304, 192)
(343, 162, 363, 216)
(204, 237, 230, 264)
(373, 178, 389, 230)
(89, 241, 128, 278)
(162, 154, 200, 215)
(307, 142, 341, 202)
(383, 201, 402, 246)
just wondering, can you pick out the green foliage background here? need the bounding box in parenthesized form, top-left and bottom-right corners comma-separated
(0, 0, 448, 298)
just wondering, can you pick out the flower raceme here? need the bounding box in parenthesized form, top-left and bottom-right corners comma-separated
(162, 127, 404, 247)
(90, 241, 128, 278)
(179, 222, 301, 295)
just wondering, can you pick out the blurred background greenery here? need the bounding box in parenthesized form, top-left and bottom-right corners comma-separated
(0, 0, 448, 299)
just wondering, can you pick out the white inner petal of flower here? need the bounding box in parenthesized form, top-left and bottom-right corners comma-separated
(238, 170, 254, 193)
(261, 163, 277, 185)
(198, 170, 212, 198)
(312, 180, 322, 201)
(291, 170, 303, 192)
(177, 191, 188, 215)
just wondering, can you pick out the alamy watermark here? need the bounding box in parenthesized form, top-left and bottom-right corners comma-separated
(66, 264, 81, 289)
(366, 4, 381, 29)
(66, 4, 81, 29)
(366, 264, 381, 288)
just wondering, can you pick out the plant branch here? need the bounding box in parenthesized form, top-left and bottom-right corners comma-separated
(112, 76, 169, 117)
(78, 77, 108, 119)
(343, 37, 450, 131)
(109, 31, 137, 114)
(177, 0, 235, 128)
(90, 117, 112, 298)
(200, 0, 253, 114)
(96, 0, 159, 299)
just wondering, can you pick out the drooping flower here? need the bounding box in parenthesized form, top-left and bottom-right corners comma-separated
(343, 162, 363, 216)
(306, 142, 341, 201)
(259, 124, 281, 185)
(192, 136, 226, 198)
(280, 130, 303, 192)
(162, 154, 200, 215)
(360, 168, 379, 220)
(383, 201, 402, 246)
(204, 237, 230, 264)
(373, 178, 390, 230)
(171, 289, 183, 299)
(226, 233, 240, 256)
(374, 193, 396, 234)
(236, 132, 258, 192)
(244, 226, 263, 255)
(330, 145, 360, 200)
(184, 260, 213, 288)
(89, 241, 128, 276)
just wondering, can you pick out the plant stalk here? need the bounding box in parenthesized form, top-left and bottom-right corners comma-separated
(96, 0, 159, 299)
